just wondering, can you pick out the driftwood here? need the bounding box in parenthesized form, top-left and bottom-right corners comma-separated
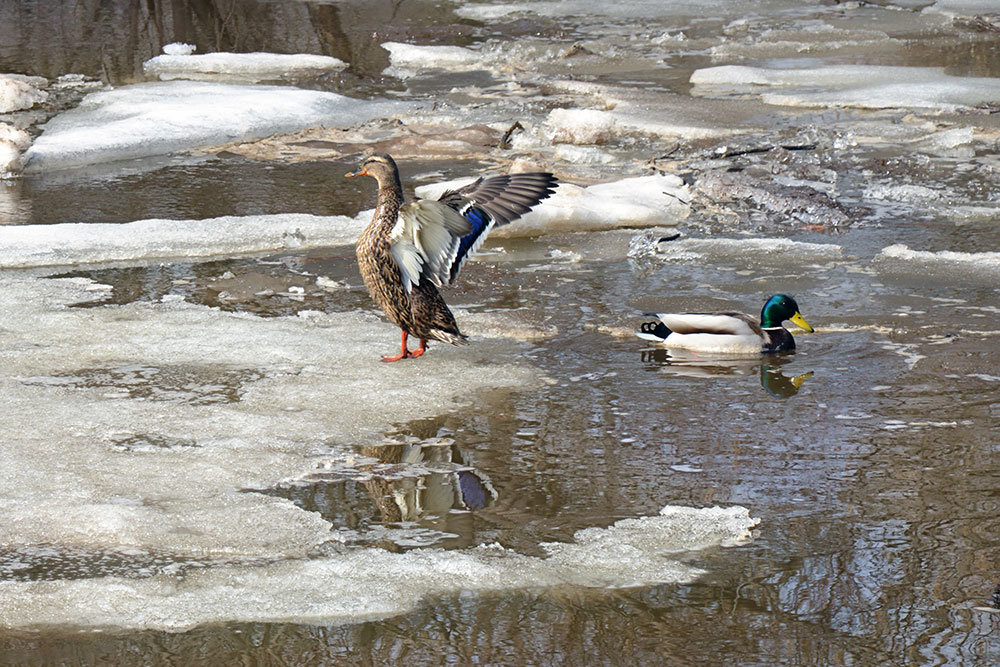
(711, 144, 817, 159)
(498, 121, 523, 149)
(973, 15, 1000, 34)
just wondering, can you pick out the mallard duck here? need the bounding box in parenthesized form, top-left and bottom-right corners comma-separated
(347, 154, 558, 361)
(636, 294, 813, 354)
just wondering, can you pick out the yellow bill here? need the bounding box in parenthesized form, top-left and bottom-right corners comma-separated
(789, 312, 814, 333)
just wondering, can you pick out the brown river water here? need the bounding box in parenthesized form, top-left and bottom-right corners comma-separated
(1, 1, 999, 664)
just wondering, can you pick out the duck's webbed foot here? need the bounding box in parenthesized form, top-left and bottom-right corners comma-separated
(381, 331, 428, 362)
(407, 338, 428, 359)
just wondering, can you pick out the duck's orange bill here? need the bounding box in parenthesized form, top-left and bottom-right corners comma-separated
(345, 169, 367, 178)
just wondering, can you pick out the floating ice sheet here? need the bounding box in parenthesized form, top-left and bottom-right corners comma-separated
(874, 244, 1000, 282)
(690, 65, 1000, 112)
(416, 174, 691, 235)
(382, 42, 484, 78)
(923, 0, 1000, 17)
(0, 504, 758, 631)
(0, 123, 30, 175)
(636, 236, 844, 265)
(23, 81, 413, 172)
(0, 171, 692, 269)
(0, 272, 536, 562)
(708, 23, 904, 60)
(0, 74, 48, 113)
(0, 214, 365, 269)
(543, 80, 763, 144)
(144, 51, 348, 82)
(455, 0, 786, 20)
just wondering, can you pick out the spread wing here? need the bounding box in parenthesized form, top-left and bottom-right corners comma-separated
(390, 199, 472, 292)
(656, 312, 763, 338)
(437, 172, 558, 283)
(390, 172, 558, 292)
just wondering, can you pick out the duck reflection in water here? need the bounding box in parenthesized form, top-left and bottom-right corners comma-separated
(358, 439, 497, 539)
(640, 348, 813, 398)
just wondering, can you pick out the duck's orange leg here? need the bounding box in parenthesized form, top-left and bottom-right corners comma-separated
(408, 338, 428, 359)
(381, 330, 412, 363)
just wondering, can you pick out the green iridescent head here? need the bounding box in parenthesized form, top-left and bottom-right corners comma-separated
(760, 294, 813, 332)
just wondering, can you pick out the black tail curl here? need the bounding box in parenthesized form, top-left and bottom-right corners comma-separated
(637, 320, 672, 341)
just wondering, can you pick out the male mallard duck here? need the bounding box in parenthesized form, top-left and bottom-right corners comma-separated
(347, 154, 558, 361)
(636, 294, 813, 354)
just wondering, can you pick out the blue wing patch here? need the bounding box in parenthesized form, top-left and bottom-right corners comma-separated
(449, 206, 494, 283)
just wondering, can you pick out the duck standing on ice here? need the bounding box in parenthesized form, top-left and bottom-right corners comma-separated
(347, 154, 558, 361)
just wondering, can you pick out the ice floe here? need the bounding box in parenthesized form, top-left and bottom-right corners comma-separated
(542, 80, 764, 144)
(630, 236, 844, 265)
(454, 1, 757, 20)
(0, 123, 31, 176)
(0, 272, 536, 562)
(0, 73, 48, 113)
(382, 42, 483, 78)
(690, 64, 1000, 112)
(709, 23, 904, 60)
(23, 81, 413, 172)
(0, 214, 365, 269)
(0, 503, 757, 631)
(416, 174, 691, 236)
(162, 42, 197, 56)
(0, 172, 695, 269)
(923, 0, 1000, 17)
(0, 271, 758, 631)
(874, 244, 1000, 281)
(144, 51, 348, 83)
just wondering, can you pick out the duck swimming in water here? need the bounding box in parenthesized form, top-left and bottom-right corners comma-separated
(347, 154, 558, 361)
(636, 294, 814, 354)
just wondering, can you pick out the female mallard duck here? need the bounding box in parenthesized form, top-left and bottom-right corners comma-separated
(636, 294, 813, 354)
(347, 154, 558, 361)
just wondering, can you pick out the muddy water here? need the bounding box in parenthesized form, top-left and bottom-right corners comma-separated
(3, 0, 1000, 664)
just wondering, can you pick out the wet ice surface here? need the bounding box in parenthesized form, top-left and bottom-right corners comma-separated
(3, 0, 1000, 663)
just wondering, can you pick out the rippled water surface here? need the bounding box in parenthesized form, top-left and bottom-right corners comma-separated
(2, 0, 1000, 664)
